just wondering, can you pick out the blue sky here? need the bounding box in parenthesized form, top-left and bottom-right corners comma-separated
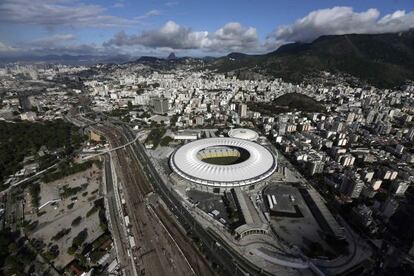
(0, 0, 414, 57)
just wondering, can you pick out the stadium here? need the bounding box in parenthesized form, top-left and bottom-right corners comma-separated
(170, 137, 277, 189)
(228, 128, 259, 141)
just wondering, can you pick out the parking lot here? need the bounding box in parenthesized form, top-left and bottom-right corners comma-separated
(264, 183, 335, 256)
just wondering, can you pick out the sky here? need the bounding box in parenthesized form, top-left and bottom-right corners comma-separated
(0, 0, 414, 57)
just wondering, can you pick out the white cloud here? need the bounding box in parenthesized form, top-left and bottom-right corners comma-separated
(206, 22, 259, 52)
(165, 1, 179, 7)
(113, 3, 125, 8)
(270, 7, 414, 43)
(135, 10, 161, 20)
(104, 21, 259, 53)
(3, 5, 414, 57)
(113, 0, 125, 8)
(0, 0, 136, 28)
(0, 42, 18, 53)
(31, 34, 77, 47)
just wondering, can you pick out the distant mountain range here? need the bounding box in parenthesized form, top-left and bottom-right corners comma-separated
(211, 30, 414, 88)
(0, 54, 133, 65)
(2, 30, 414, 88)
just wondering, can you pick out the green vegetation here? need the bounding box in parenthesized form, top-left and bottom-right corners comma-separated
(68, 228, 88, 254)
(86, 206, 99, 217)
(145, 128, 167, 148)
(23, 220, 38, 232)
(29, 183, 40, 208)
(160, 136, 173, 146)
(42, 160, 95, 183)
(211, 31, 414, 88)
(43, 244, 59, 261)
(52, 228, 71, 241)
(72, 216, 82, 227)
(37, 154, 58, 171)
(200, 147, 250, 165)
(89, 248, 107, 263)
(37, 210, 46, 217)
(170, 114, 179, 126)
(87, 195, 97, 202)
(29, 183, 41, 208)
(91, 233, 112, 250)
(274, 93, 325, 112)
(61, 183, 88, 198)
(98, 207, 108, 232)
(0, 229, 36, 275)
(0, 120, 86, 189)
(105, 108, 129, 118)
(202, 156, 241, 165)
(87, 234, 112, 263)
(248, 93, 324, 116)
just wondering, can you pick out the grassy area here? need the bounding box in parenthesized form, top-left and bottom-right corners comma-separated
(202, 156, 241, 165)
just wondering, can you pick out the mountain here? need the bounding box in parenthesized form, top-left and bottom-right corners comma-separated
(135, 56, 165, 63)
(210, 30, 414, 88)
(167, 52, 177, 60)
(131, 55, 206, 71)
(0, 54, 133, 65)
(227, 52, 249, 60)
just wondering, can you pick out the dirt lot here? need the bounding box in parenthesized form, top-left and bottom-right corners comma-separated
(25, 163, 105, 269)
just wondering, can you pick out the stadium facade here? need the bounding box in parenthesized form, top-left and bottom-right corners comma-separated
(170, 137, 277, 190)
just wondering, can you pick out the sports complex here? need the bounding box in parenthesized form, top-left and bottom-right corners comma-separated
(170, 137, 277, 189)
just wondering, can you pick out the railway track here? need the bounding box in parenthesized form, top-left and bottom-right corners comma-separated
(93, 124, 198, 276)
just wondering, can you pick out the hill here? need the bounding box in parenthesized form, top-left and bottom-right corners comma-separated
(247, 92, 324, 116)
(210, 30, 414, 88)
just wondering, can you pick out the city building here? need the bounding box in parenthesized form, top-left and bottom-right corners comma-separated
(151, 96, 169, 114)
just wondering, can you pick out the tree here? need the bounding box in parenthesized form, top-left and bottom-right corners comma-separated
(71, 216, 82, 227)
(127, 101, 133, 110)
(8, 242, 18, 253)
(160, 136, 173, 147)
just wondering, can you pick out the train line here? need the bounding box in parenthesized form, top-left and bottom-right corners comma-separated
(93, 123, 199, 276)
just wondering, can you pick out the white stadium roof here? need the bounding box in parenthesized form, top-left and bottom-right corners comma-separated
(170, 138, 277, 187)
(228, 128, 259, 141)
